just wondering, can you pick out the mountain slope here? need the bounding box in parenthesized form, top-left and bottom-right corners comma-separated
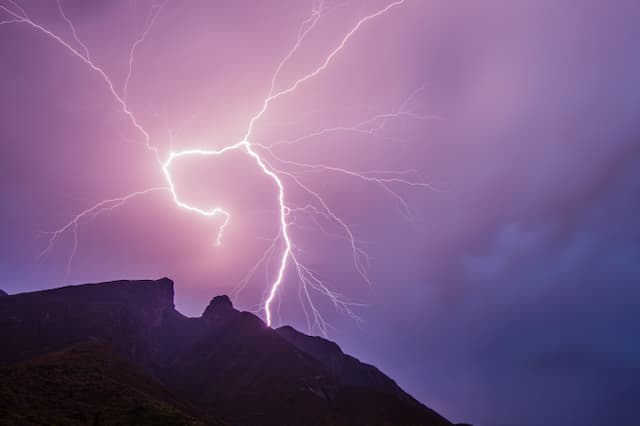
(0, 340, 221, 425)
(277, 325, 412, 399)
(0, 278, 456, 426)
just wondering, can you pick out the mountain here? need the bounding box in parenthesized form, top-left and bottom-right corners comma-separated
(0, 278, 459, 425)
(0, 289, 7, 297)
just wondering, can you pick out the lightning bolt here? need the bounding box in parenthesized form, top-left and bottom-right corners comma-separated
(38, 187, 170, 278)
(2, 0, 439, 335)
(123, 0, 166, 101)
(57, 0, 91, 61)
(0, 3, 162, 163)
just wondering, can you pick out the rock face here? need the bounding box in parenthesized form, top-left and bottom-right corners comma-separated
(0, 279, 454, 426)
(0, 290, 7, 297)
(0, 278, 178, 370)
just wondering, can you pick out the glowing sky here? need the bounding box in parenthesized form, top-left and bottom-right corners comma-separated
(2, 1, 640, 425)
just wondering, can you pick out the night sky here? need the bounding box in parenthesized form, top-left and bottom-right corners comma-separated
(2, 1, 640, 425)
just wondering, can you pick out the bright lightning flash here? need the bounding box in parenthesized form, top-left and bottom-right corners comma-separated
(2, 0, 438, 335)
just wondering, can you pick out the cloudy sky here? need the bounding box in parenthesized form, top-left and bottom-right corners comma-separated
(1, 1, 639, 425)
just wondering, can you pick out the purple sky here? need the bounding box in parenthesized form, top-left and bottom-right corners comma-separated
(2, 1, 640, 425)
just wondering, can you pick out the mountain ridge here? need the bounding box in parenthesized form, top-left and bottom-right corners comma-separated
(0, 278, 460, 425)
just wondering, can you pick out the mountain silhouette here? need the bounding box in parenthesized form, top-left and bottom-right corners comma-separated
(0, 278, 463, 425)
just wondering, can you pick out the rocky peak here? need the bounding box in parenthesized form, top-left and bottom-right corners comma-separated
(204, 295, 233, 312)
(202, 295, 239, 326)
